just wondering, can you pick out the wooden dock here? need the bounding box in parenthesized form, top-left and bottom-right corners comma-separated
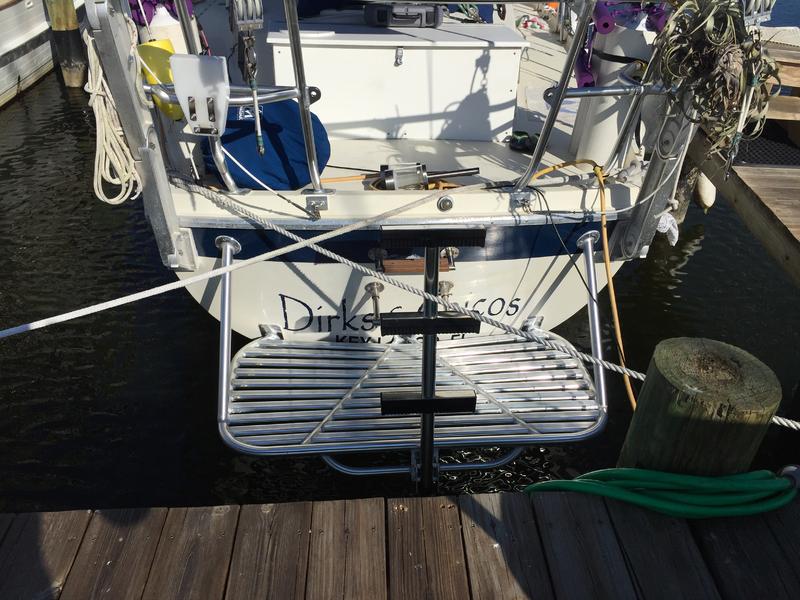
(0, 492, 797, 599)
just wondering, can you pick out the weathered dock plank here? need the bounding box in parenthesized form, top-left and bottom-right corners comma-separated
(692, 513, 800, 599)
(60, 507, 167, 600)
(459, 493, 554, 600)
(306, 498, 386, 600)
(142, 505, 239, 600)
(531, 491, 638, 599)
(604, 498, 720, 599)
(1, 494, 797, 599)
(225, 502, 312, 600)
(762, 497, 800, 586)
(387, 496, 470, 600)
(0, 510, 91, 599)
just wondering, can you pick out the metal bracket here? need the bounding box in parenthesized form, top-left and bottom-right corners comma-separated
(368, 248, 388, 272)
(411, 448, 439, 483)
(365, 282, 384, 322)
(521, 315, 545, 332)
(171, 228, 198, 271)
(510, 190, 533, 210)
(303, 188, 332, 218)
(258, 324, 284, 340)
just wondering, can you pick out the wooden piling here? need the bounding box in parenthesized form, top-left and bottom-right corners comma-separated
(45, 0, 86, 88)
(618, 337, 781, 475)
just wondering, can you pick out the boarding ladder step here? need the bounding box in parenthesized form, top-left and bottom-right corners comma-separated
(220, 333, 603, 456)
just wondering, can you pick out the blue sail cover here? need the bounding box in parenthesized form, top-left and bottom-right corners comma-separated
(206, 101, 331, 190)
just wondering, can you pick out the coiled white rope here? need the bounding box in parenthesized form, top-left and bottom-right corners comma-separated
(83, 23, 142, 205)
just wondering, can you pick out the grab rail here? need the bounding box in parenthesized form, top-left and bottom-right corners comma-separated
(577, 231, 608, 411)
(512, 0, 598, 196)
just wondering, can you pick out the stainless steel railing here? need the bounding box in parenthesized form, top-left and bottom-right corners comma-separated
(213, 233, 608, 479)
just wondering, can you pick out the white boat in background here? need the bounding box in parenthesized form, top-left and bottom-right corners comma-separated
(0, 0, 85, 108)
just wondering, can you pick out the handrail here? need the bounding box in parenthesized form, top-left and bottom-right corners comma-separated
(576, 231, 608, 412)
(216, 236, 241, 426)
(282, 0, 325, 194)
(544, 83, 664, 103)
(142, 83, 301, 107)
(512, 0, 598, 195)
(174, 0, 200, 55)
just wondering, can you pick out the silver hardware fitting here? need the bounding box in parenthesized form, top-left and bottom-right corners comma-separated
(510, 190, 533, 210)
(441, 247, 459, 269)
(364, 282, 384, 321)
(394, 47, 404, 67)
(167, 229, 197, 271)
(410, 449, 439, 483)
(438, 280, 454, 300)
(214, 235, 243, 255)
(230, 0, 264, 31)
(303, 189, 333, 219)
(258, 324, 284, 340)
(368, 247, 388, 272)
(576, 230, 600, 249)
(437, 195, 454, 212)
(521, 315, 544, 332)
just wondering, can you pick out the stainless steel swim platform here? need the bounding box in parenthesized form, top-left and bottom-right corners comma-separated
(219, 334, 605, 457)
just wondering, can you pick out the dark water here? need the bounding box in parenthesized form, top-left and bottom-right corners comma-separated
(1, 20, 799, 511)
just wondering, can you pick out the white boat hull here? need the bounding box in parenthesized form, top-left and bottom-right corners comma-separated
(178, 226, 622, 340)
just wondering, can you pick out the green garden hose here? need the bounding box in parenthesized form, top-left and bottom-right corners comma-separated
(524, 468, 798, 518)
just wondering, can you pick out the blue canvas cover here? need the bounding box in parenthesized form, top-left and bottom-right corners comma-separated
(206, 101, 331, 190)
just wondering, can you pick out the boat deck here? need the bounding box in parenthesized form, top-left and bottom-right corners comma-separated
(1, 491, 798, 599)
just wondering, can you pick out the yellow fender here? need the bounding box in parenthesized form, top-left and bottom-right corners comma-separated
(138, 39, 184, 121)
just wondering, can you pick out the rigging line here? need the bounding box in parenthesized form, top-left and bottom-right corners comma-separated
(219, 146, 318, 219)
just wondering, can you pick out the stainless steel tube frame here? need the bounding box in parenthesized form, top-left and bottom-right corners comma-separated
(604, 47, 661, 170)
(321, 447, 524, 477)
(143, 84, 301, 107)
(576, 231, 607, 412)
(210, 137, 248, 194)
(512, 0, 597, 195)
(216, 236, 242, 426)
(173, 0, 200, 55)
(282, 0, 324, 193)
(544, 83, 663, 103)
